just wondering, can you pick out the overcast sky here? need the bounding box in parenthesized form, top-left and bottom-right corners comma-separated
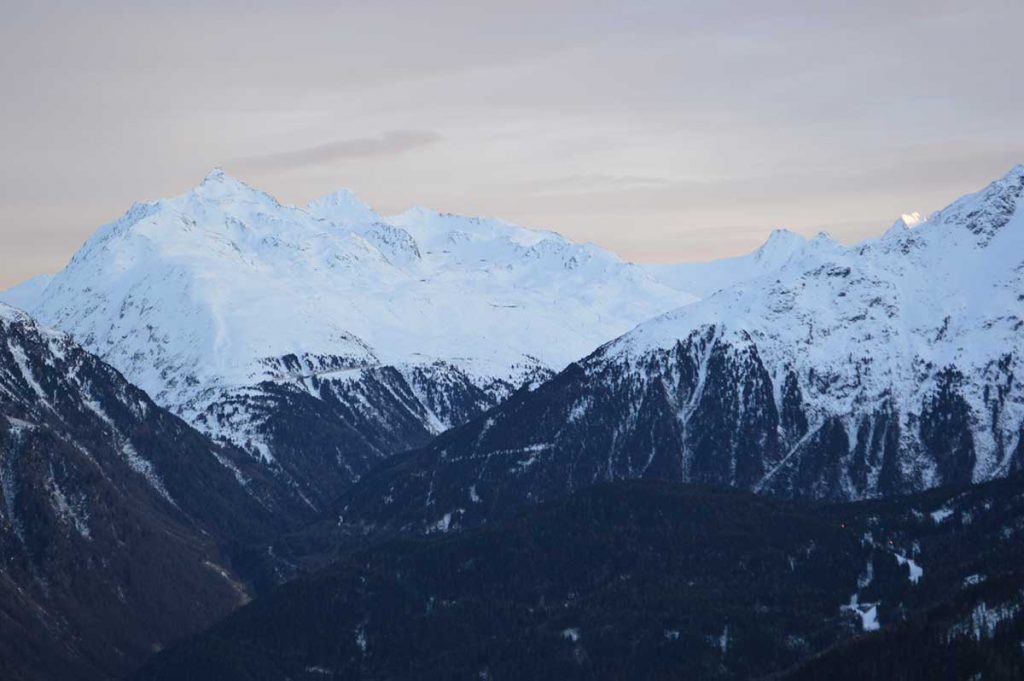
(2, 0, 1023, 288)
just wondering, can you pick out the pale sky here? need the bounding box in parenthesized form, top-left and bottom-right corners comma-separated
(2, 0, 1024, 288)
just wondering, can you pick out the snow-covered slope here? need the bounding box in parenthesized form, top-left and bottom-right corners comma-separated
(38, 168, 700, 397)
(11, 169, 715, 503)
(0, 273, 53, 311)
(605, 164, 1024, 495)
(646, 227, 832, 297)
(336, 165, 1024, 533)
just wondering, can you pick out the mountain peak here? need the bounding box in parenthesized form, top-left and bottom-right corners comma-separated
(929, 163, 1024, 244)
(198, 167, 251, 191)
(752, 228, 806, 263)
(202, 167, 227, 183)
(191, 168, 278, 206)
(389, 205, 439, 224)
(764, 228, 804, 246)
(882, 211, 924, 240)
(986, 163, 1024, 192)
(306, 188, 380, 226)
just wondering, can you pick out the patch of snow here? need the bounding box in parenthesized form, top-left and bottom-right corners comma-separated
(857, 559, 874, 589)
(860, 604, 880, 632)
(210, 450, 249, 487)
(842, 594, 881, 632)
(4, 416, 36, 431)
(568, 397, 591, 423)
(948, 600, 1022, 641)
(120, 443, 175, 505)
(894, 553, 924, 584)
(354, 624, 368, 653)
(250, 441, 275, 465)
(81, 396, 116, 431)
(47, 474, 91, 539)
(428, 512, 453, 534)
(6, 340, 47, 402)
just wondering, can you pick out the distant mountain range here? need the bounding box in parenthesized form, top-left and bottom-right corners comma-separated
(327, 165, 1024, 535)
(0, 169, 811, 508)
(3, 164, 1024, 680)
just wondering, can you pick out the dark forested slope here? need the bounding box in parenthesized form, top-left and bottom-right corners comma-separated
(136, 474, 1024, 681)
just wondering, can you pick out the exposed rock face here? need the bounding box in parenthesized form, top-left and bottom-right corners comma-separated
(0, 304, 309, 680)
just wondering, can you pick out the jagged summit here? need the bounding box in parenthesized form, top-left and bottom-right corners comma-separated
(202, 167, 228, 182)
(306, 187, 380, 225)
(743, 227, 839, 273)
(15, 170, 709, 474)
(191, 167, 279, 206)
(754, 228, 804, 258)
(0, 300, 28, 322)
(882, 212, 924, 240)
(389, 204, 436, 223)
(929, 163, 1024, 244)
(77, 169, 287, 252)
(7, 163, 1022, 500)
(763, 227, 804, 244)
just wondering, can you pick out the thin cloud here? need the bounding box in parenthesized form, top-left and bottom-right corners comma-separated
(238, 130, 443, 170)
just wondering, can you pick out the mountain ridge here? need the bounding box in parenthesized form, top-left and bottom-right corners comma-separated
(4, 166, 1019, 510)
(0, 170, 797, 504)
(332, 164, 1024, 533)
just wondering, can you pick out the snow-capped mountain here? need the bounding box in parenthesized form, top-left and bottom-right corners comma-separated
(601, 164, 1024, 496)
(3, 169, 725, 505)
(36, 169, 700, 399)
(646, 226, 839, 297)
(0, 303, 310, 680)
(338, 165, 1024, 533)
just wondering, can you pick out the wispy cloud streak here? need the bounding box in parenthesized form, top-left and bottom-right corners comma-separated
(239, 130, 443, 169)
